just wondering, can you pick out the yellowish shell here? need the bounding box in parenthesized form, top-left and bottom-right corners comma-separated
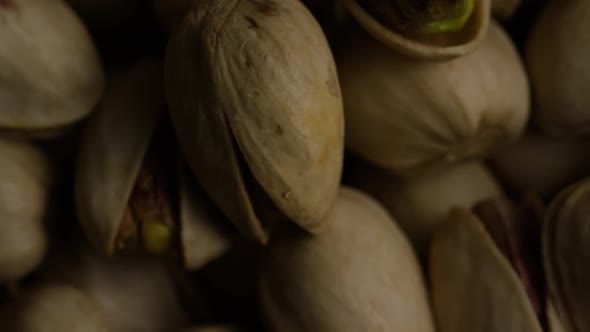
(259, 187, 434, 331)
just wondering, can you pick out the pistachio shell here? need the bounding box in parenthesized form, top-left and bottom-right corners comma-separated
(2, 283, 109, 332)
(165, 0, 344, 242)
(75, 59, 164, 255)
(341, 0, 490, 60)
(526, 0, 590, 135)
(430, 208, 542, 332)
(0, 0, 104, 136)
(544, 178, 590, 332)
(338, 21, 529, 175)
(0, 139, 51, 282)
(44, 244, 190, 332)
(491, 133, 590, 197)
(178, 161, 232, 270)
(259, 187, 434, 332)
(349, 160, 503, 257)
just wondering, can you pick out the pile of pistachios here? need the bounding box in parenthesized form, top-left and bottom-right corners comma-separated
(1, 0, 589, 331)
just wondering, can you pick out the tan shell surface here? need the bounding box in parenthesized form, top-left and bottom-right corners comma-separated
(342, 0, 490, 60)
(4, 283, 109, 332)
(45, 245, 190, 332)
(350, 160, 503, 258)
(75, 60, 163, 255)
(338, 21, 529, 175)
(430, 208, 542, 332)
(166, 0, 344, 242)
(0, 0, 104, 135)
(178, 161, 232, 270)
(491, 133, 590, 197)
(259, 187, 434, 332)
(544, 179, 590, 332)
(526, 0, 590, 135)
(0, 139, 51, 282)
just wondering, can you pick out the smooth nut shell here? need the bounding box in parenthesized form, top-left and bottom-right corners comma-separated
(165, 0, 344, 242)
(430, 208, 542, 332)
(526, 0, 590, 135)
(341, 0, 490, 60)
(259, 187, 434, 332)
(338, 21, 529, 175)
(350, 160, 503, 257)
(75, 59, 164, 255)
(491, 133, 590, 197)
(0, 139, 51, 281)
(0, 0, 104, 136)
(2, 283, 109, 332)
(544, 179, 590, 332)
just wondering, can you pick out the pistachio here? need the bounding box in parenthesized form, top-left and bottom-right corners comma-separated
(349, 160, 503, 258)
(75, 59, 231, 268)
(259, 187, 434, 331)
(0, 0, 104, 137)
(526, 0, 590, 135)
(44, 244, 191, 332)
(1, 283, 109, 332)
(491, 133, 590, 198)
(165, 0, 344, 243)
(430, 197, 548, 331)
(0, 139, 52, 282)
(341, 0, 490, 59)
(544, 178, 590, 332)
(338, 21, 529, 175)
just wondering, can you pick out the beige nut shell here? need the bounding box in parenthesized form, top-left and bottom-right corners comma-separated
(338, 21, 529, 175)
(0, 0, 103, 136)
(0, 139, 51, 282)
(259, 187, 434, 332)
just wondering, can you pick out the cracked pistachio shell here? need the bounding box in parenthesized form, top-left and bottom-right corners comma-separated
(0, 139, 51, 282)
(430, 208, 543, 332)
(338, 21, 529, 176)
(2, 283, 109, 332)
(259, 187, 434, 332)
(76, 59, 164, 255)
(165, 0, 344, 243)
(544, 178, 590, 332)
(491, 133, 590, 198)
(76, 60, 230, 267)
(44, 245, 190, 332)
(526, 0, 590, 135)
(341, 0, 490, 60)
(0, 0, 104, 137)
(350, 160, 503, 258)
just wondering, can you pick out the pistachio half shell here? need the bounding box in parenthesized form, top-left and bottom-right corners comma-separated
(259, 187, 434, 331)
(2, 283, 109, 332)
(430, 205, 544, 332)
(0, 0, 104, 137)
(0, 139, 52, 282)
(544, 178, 590, 332)
(341, 0, 490, 60)
(526, 0, 590, 135)
(338, 21, 529, 175)
(349, 160, 503, 258)
(165, 0, 344, 243)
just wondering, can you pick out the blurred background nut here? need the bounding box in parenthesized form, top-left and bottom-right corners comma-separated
(526, 0, 590, 135)
(0, 0, 104, 137)
(0, 139, 52, 282)
(338, 21, 529, 176)
(348, 160, 503, 258)
(259, 188, 434, 332)
(165, 0, 344, 243)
